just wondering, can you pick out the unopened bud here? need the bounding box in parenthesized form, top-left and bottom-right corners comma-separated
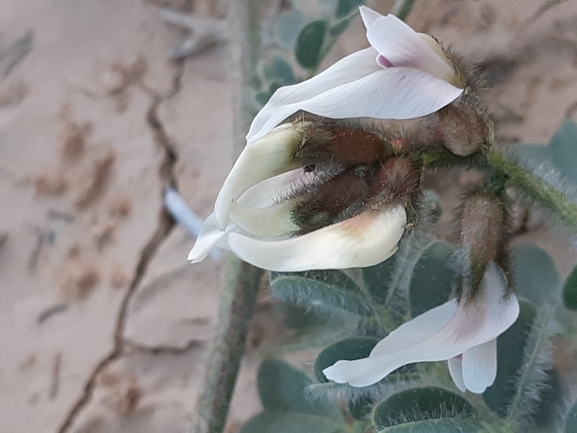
(370, 157, 420, 206)
(289, 123, 420, 234)
(294, 122, 389, 167)
(458, 194, 509, 298)
(423, 103, 492, 157)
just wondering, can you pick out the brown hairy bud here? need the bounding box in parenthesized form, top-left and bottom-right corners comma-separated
(291, 158, 420, 234)
(370, 157, 420, 206)
(423, 103, 492, 157)
(458, 194, 509, 298)
(294, 123, 389, 167)
(292, 168, 373, 233)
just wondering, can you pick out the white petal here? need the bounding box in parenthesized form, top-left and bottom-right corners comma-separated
(230, 201, 300, 237)
(323, 299, 457, 386)
(366, 15, 457, 84)
(448, 356, 466, 392)
(322, 350, 402, 387)
(461, 339, 497, 394)
(187, 214, 226, 262)
(246, 48, 380, 144)
(250, 67, 462, 147)
(324, 299, 456, 386)
(370, 300, 457, 357)
(237, 168, 321, 208)
(359, 6, 382, 28)
(323, 263, 519, 388)
(225, 205, 406, 272)
(214, 124, 304, 229)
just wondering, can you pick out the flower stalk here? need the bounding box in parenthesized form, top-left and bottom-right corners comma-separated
(391, 0, 417, 21)
(191, 1, 263, 432)
(487, 148, 577, 231)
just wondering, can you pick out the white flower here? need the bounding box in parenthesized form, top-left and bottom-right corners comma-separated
(188, 123, 407, 272)
(323, 263, 520, 394)
(246, 6, 464, 145)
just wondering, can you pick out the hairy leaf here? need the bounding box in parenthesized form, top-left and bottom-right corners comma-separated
(258, 358, 334, 416)
(484, 302, 555, 426)
(270, 274, 375, 316)
(562, 263, 577, 310)
(408, 241, 456, 317)
(511, 243, 561, 306)
(550, 120, 577, 185)
(372, 387, 476, 430)
(314, 336, 379, 382)
(240, 410, 343, 433)
(564, 401, 577, 433)
(377, 418, 485, 433)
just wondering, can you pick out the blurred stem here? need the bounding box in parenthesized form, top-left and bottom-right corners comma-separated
(192, 257, 263, 433)
(230, 0, 262, 156)
(487, 149, 577, 231)
(391, 0, 417, 20)
(191, 1, 264, 433)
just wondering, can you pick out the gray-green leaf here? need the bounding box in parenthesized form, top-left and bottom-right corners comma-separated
(313, 336, 379, 382)
(549, 120, 577, 185)
(562, 263, 577, 310)
(295, 20, 327, 70)
(372, 387, 476, 430)
(335, 0, 364, 18)
(377, 418, 484, 433)
(240, 410, 343, 433)
(274, 10, 305, 50)
(258, 358, 332, 415)
(270, 274, 375, 316)
(409, 241, 456, 317)
(511, 243, 561, 306)
(564, 401, 577, 433)
(483, 301, 537, 417)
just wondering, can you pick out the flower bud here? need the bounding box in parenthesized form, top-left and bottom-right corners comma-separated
(189, 119, 423, 271)
(422, 102, 492, 157)
(458, 194, 509, 298)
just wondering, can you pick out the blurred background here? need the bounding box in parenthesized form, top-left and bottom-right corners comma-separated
(1, 0, 577, 432)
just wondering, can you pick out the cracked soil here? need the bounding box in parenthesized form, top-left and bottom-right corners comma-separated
(2, 0, 577, 432)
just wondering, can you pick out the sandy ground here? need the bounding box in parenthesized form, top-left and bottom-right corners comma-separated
(1, 1, 577, 432)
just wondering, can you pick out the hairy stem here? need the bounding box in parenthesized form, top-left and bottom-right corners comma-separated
(192, 258, 263, 433)
(191, 1, 264, 432)
(487, 149, 577, 231)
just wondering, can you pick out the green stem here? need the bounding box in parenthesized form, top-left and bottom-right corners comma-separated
(192, 258, 263, 433)
(391, 0, 417, 21)
(487, 149, 577, 231)
(191, 1, 264, 432)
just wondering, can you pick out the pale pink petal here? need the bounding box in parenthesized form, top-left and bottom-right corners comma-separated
(187, 214, 226, 262)
(214, 124, 304, 229)
(359, 5, 382, 28)
(248, 67, 462, 146)
(461, 339, 497, 394)
(225, 205, 406, 272)
(366, 14, 457, 83)
(323, 263, 519, 388)
(370, 300, 457, 357)
(448, 356, 466, 392)
(324, 300, 456, 386)
(246, 48, 381, 144)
